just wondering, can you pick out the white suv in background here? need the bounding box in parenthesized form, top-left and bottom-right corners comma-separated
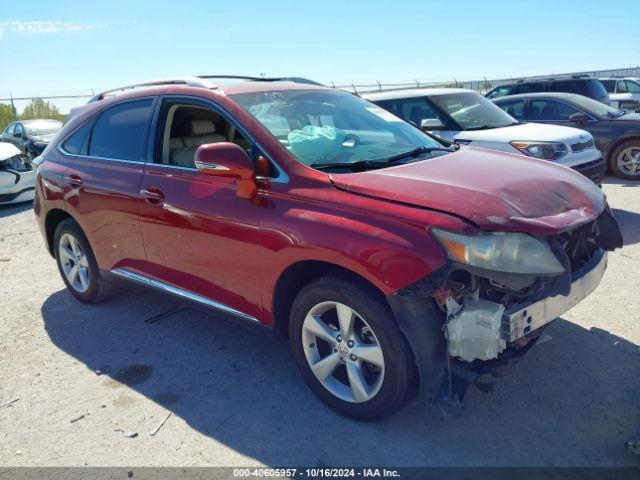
(363, 88, 606, 184)
(600, 78, 640, 112)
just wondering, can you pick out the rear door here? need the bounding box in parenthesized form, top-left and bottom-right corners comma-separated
(60, 97, 156, 272)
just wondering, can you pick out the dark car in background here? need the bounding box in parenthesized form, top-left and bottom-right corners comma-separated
(485, 76, 610, 105)
(0, 119, 63, 159)
(493, 92, 640, 179)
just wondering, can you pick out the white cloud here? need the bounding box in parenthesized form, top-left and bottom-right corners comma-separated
(0, 21, 107, 35)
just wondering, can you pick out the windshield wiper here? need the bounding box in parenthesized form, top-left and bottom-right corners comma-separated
(310, 160, 393, 171)
(383, 145, 456, 163)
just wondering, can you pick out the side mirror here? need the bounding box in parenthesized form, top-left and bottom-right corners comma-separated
(13, 131, 22, 138)
(569, 112, 589, 125)
(195, 142, 257, 199)
(420, 118, 445, 131)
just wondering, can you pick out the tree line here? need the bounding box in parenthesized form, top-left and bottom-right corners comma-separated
(0, 98, 66, 131)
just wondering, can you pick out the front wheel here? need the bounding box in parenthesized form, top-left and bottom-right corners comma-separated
(289, 275, 418, 421)
(610, 140, 640, 179)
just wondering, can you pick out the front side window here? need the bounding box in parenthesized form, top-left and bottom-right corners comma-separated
(530, 100, 579, 121)
(14, 124, 24, 136)
(231, 89, 445, 169)
(496, 99, 526, 120)
(625, 81, 640, 94)
(5, 124, 15, 135)
(89, 99, 153, 162)
(376, 97, 446, 127)
(485, 85, 512, 99)
(428, 92, 518, 130)
(156, 102, 248, 169)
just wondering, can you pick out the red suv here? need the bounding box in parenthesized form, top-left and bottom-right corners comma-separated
(34, 77, 622, 421)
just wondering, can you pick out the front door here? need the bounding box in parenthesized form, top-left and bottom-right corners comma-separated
(136, 97, 267, 320)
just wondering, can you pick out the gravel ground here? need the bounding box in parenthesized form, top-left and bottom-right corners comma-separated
(0, 177, 639, 467)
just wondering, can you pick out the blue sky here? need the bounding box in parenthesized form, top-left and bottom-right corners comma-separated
(1, 0, 639, 112)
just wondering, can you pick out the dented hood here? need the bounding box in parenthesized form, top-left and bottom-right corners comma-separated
(330, 146, 605, 235)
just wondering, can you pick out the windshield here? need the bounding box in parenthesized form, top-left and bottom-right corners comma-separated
(25, 120, 62, 136)
(428, 92, 518, 130)
(565, 94, 625, 117)
(231, 89, 445, 168)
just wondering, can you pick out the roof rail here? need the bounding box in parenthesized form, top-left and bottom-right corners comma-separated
(89, 77, 214, 102)
(197, 75, 324, 86)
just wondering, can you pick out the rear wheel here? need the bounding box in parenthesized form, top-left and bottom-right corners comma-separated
(289, 276, 418, 421)
(610, 140, 640, 179)
(54, 219, 119, 303)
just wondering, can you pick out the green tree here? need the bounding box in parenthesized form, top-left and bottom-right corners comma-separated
(20, 98, 64, 121)
(0, 103, 17, 132)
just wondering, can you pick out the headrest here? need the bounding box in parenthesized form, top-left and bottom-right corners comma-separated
(190, 119, 216, 135)
(169, 138, 184, 149)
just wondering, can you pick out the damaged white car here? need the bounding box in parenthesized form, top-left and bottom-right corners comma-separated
(0, 142, 36, 205)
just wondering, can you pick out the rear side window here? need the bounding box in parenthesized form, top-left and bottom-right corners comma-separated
(89, 99, 153, 162)
(626, 81, 640, 94)
(530, 99, 579, 121)
(586, 80, 609, 102)
(511, 82, 544, 95)
(552, 81, 587, 96)
(62, 120, 95, 155)
(496, 99, 526, 120)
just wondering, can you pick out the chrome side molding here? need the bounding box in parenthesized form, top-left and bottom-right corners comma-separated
(110, 268, 260, 324)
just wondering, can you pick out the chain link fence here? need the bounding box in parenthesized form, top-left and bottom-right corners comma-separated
(1, 66, 639, 119)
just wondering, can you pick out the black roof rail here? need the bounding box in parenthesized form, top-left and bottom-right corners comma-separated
(197, 75, 324, 86)
(89, 77, 214, 102)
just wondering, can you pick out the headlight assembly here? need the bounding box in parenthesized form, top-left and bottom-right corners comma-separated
(432, 228, 565, 275)
(510, 141, 568, 160)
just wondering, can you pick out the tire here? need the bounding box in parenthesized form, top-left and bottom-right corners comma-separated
(53, 218, 120, 304)
(289, 275, 418, 421)
(610, 140, 640, 179)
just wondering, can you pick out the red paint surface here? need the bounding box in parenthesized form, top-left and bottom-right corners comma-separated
(35, 83, 607, 326)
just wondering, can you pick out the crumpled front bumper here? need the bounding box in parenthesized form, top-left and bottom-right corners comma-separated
(502, 248, 607, 341)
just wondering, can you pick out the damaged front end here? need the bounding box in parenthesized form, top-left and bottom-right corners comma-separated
(390, 207, 623, 405)
(0, 144, 36, 204)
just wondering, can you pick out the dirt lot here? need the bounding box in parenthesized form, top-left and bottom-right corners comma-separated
(1, 177, 639, 467)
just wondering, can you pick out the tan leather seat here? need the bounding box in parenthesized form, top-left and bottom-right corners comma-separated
(170, 120, 226, 168)
(182, 119, 226, 147)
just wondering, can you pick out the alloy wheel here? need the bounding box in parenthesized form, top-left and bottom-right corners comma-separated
(58, 233, 90, 293)
(617, 146, 640, 176)
(302, 301, 385, 403)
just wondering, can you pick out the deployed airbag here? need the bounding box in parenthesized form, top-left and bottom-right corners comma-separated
(287, 125, 345, 165)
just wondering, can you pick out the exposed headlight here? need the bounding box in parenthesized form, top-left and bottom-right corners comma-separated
(510, 141, 568, 160)
(432, 228, 565, 275)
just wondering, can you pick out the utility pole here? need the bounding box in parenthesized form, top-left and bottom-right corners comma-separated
(9, 93, 17, 120)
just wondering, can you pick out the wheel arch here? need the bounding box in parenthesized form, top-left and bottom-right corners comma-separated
(44, 208, 74, 257)
(271, 260, 389, 340)
(606, 134, 640, 165)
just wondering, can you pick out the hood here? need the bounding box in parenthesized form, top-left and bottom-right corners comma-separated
(28, 133, 56, 143)
(0, 142, 21, 162)
(330, 146, 605, 235)
(609, 112, 640, 123)
(455, 122, 590, 143)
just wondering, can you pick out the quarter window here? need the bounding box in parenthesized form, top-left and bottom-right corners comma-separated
(530, 100, 579, 121)
(89, 99, 153, 162)
(62, 120, 95, 155)
(617, 81, 628, 93)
